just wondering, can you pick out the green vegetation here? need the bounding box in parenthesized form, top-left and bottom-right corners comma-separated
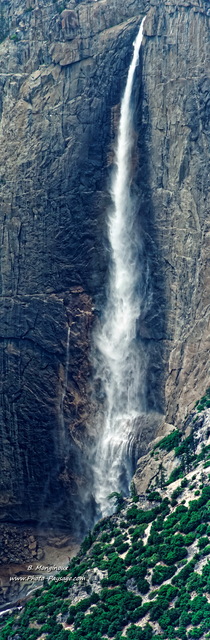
(130, 480, 139, 502)
(108, 492, 125, 512)
(0, 404, 210, 640)
(10, 33, 19, 42)
(154, 430, 181, 453)
(167, 465, 184, 485)
(2, 478, 209, 640)
(195, 388, 210, 411)
(147, 491, 162, 502)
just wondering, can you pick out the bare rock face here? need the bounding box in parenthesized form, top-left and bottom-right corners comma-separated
(142, 0, 210, 426)
(134, 408, 210, 494)
(0, 0, 209, 536)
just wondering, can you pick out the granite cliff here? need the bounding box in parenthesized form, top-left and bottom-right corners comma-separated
(0, 0, 209, 544)
(1, 404, 210, 639)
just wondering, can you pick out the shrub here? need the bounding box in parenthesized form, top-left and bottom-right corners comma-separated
(113, 528, 121, 536)
(179, 512, 201, 533)
(131, 525, 146, 540)
(197, 523, 208, 535)
(108, 492, 125, 512)
(169, 533, 185, 546)
(172, 560, 196, 587)
(126, 564, 147, 581)
(188, 628, 203, 638)
(129, 606, 146, 622)
(105, 545, 116, 556)
(107, 620, 122, 636)
(158, 608, 179, 630)
(184, 532, 196, 545)
(92, 542, 105, 557)
(93, 516, 110, 534)
(195, 388, 210, 412)
(154, 430, 181, 452)
(74, 610, 85, 629)
(126, 623, 153, 640)
(171, 486, 183, 500)
(137, 578, 150, 594)
(100, 532, 111, 542)
(150, 601, 165, 621)
(81, 532, 93, 552)
(175, 434, 195, 458)
(71, 560, 91, 577)
(186, 572, 204, 592)
(179, 611, 191, 626)
(161, 545, 187, 565)
(202, 545, 210, 556)
(10, 33, 19, 41)
(49, 581, 71, 596)
(147, 491, 162, 502)
(191, 611, 204, 625)
(176, 627, 188, 640)
(163, 511, 179, 530)
(148, 530, 164, 545)
(107, 556, 126, 585)
(116, 542, 129, 554)
(181, 478, 188, 488)
(152, 564, 176, 585)
(127, 505, 138, 521)
(167, 465, 184, 484)
(90, 592, 100, 605)
(198, 536, 209, 549)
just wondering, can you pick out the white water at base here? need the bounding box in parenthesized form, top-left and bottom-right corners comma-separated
(93, 17, 147, 518)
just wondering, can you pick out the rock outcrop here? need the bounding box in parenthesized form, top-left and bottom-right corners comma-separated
(142, 0, 210, 425)
(0, 0, 209, 536)
(1, 405, 210, 636)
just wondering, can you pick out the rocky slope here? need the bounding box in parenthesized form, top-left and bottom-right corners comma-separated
(0, 0, 209, 537)
(0, 401, 210, 639)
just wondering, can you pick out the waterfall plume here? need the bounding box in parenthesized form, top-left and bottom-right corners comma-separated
(93, 17, 147, 518)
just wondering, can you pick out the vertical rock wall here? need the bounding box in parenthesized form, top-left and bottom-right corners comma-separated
(142, 0, 210, 425)
(0, 0, 209, 533)
(0, 0, 147, 530)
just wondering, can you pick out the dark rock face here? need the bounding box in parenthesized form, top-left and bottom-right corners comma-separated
(0, 0, 209, 535)
(142, 0, 210, 424)
(0, 0, 147, 532)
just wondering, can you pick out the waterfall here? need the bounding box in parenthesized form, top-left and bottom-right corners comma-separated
(93, 17, 147, 518)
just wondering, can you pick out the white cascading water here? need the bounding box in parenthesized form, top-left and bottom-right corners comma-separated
(93, 17, 147, 518)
